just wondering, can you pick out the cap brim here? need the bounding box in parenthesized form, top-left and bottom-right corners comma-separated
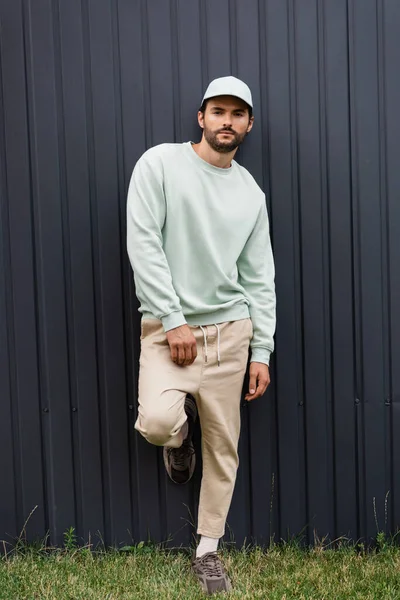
(201, 93, 253, 109)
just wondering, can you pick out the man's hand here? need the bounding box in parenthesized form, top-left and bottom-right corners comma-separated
(166, 324, 197, 366)
(244, 362, 270, 401)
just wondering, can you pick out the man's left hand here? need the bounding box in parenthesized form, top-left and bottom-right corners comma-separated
(244, 362, 270, 402)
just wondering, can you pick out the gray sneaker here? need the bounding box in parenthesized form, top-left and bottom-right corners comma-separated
(163, 395, 197, 484)
(191, 552, 232, 595)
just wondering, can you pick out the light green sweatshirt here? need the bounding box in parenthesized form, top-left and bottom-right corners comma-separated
(126, 141, 276, 365)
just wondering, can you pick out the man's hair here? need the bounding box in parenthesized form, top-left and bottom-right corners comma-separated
(199, 98, 253, 120)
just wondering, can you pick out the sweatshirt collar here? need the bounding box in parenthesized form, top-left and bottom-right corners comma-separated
(184, 141, 236, 176)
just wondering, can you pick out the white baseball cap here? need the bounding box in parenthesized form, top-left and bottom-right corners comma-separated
(201, 75, 253, 109)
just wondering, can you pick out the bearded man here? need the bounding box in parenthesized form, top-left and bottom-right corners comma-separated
(127, 76, 276, 595)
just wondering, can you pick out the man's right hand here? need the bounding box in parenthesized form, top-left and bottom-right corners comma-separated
(166, 324, 197, 366)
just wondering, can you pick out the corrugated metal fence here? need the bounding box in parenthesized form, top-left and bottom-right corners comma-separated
(1, 0, 399, 550)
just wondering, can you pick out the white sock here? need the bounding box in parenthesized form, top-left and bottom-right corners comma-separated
(196, 535, 219, 558)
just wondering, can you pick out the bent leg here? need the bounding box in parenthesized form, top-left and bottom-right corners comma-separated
(135, 318, 202, 447)
(135, 388, 187, 447)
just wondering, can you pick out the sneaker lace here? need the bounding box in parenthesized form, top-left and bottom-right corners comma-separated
(167, 441, 195, 469)
(198, 553, 223, 578)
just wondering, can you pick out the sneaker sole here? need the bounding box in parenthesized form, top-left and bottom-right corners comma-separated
(163, 395, 197, 484)
(163, 443, 196, 484)
(196, 576, 232, 595)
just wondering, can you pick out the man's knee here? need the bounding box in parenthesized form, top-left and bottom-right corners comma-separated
(135, 408, 182, 446)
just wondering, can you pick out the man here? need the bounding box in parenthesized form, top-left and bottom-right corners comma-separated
(126, 75, 276, 594)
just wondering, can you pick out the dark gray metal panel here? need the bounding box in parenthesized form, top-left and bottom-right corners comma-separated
(349, 0, 387, 540)
(1, 0, 400, 550)
(83, 0, 132, 546)
(324, 0, 358, 539)
(24, 0, 76, 544)
(384, 0, 400, 533)
(0, 0, 47, 544)
(295, 0, 335, 540)
(57, 0, 104, 543)
(264, 0, 307, 541)
(0, 35, 18, 545)
(176, 0, 204, 140)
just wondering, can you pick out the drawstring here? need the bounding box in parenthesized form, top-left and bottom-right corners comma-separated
(199, 326, 208, 363)
(199, 324, 221, 367)
(215, 324, 221, 366)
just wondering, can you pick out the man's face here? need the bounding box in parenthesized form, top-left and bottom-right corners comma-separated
(198, 96, 254, 153)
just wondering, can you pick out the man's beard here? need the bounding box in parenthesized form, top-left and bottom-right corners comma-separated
(203, 125, 247, 153)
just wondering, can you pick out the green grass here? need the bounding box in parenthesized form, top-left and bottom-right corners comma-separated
(2, 533, 400, 599)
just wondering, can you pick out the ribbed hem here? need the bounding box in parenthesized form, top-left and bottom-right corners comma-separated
(250, 347, 271, 365)
(186, 303, 249, 326)
(142, 303, 249, 328)
(160, 310, 187, 331)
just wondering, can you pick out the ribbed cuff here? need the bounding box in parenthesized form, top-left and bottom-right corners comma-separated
(250, 347, 271, 366)
(161, 310, 187, 332)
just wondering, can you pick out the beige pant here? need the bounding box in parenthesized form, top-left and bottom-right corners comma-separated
(135, 316, 253, 538)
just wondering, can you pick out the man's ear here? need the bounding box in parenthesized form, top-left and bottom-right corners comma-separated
(247, 116, 255, 133)
(197, 110, 205, 129)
